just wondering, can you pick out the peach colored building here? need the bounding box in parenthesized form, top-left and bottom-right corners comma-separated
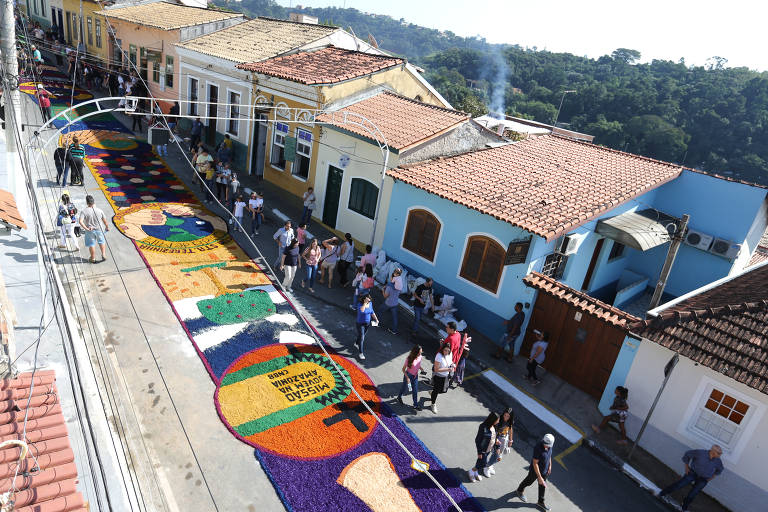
(98, 1, 243, 108)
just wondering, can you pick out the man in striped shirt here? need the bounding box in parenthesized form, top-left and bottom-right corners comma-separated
(64, 136, 85, 186)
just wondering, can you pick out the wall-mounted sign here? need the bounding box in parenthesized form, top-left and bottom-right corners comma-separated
(284, 136, 297, 162)
(505, 237, 532, 265)
(339, 154, 350, 169)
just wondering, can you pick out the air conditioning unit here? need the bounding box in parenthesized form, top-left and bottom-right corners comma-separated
(709, 238, 742, 260)
(555, 234, 582, 256)
(684, 229, 714, 251)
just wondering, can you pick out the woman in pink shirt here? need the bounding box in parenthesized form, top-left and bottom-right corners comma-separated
(397, 345, 424, 409)
(297, 223, 307, 254)
(301, 238, 321, 293)
(360, 244, 377, 268)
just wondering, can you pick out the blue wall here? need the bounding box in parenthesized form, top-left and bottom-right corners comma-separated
(598, 335, 642, 414)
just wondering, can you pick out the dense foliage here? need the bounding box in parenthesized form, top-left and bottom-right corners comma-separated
(215, 0, 768, 183)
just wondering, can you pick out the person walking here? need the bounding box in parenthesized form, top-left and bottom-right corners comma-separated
(337, 233, 355, 286)
(194, 145, 211, 192)
(396, 345, 424, 409)
(381, 278, 400, 335)
(279, 239, 301, 293)
(66, 136, 85, 186)
(350, 264, 374, 310)
(591, 386, 630, 444)
(54, 142, 67, 186)
(36, 84, 53, 123)
(514, 433, 555, 510)
(493, 302, 525, 362)
(301, 238, 321, 293)
(230, 173, 240, 208)
(526, 330, 549, 385)
(658, 445, 723, 511)
(202, 152, 216, 203)
(296, 223, 307, 255)
(248, 191, 263, 236)
(429, 343, 454, 414)
(468, 412, 499, 482)
(301, 187, 316, 225)
(216, 161, 230, 201)
(272, 221, 294, 268)
(231, 194, 246, 233)
(486, 407, 514, 473)
(354, 294, 378, 361)
(56, 193, 78, 250)
(318, 237, 340, 288)
(79, 195, 110, 263)
(411, 278, 434, 334)
(450, 329, 472, 387)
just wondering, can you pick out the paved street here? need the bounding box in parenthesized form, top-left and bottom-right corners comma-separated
(19, 85, 674, 511)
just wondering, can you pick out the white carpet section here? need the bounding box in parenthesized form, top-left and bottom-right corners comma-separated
(279, 331, 316, 345)
(174, 295, 215, 321)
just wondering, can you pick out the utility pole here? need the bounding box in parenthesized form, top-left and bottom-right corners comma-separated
(552, 90, 575, 128)
(1, 0, 25, 211)
(649, 214, 690, 309)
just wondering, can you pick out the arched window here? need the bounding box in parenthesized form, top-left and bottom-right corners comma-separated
(460, 235, 505, 293)
(402, 209, 441, 261)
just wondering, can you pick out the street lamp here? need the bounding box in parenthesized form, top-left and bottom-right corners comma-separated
(553, 90, 576, 128)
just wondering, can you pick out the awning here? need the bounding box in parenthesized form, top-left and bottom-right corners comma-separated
(0, 189, 27, 232)
(595, 208, 678, 251)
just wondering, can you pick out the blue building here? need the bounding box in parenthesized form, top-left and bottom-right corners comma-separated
(383, 135, 768, 372)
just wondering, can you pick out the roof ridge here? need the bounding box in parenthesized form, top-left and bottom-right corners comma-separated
(392, 140, 514, 170)
(551, 134, 684, 171)
(685, 167, 768, 190)
(256, 16, 338, 30)
(380, 91, 468, 117)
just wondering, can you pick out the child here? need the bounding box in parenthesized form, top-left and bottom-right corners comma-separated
(232, 195, 246, 233)
(350, 265, 365, 310)
(391, 267, 404, 293)
(591, 386, 629, 444)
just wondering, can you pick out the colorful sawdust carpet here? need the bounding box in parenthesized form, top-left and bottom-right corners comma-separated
(24, 69, 481, 511)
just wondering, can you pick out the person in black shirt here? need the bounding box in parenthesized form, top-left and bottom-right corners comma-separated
(493, 302, 525, 362)
(514, 433, 555, 510)
(53, 143, 67, 186)
(410, 278, 434, 333)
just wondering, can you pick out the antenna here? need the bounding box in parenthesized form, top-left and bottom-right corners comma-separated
(347, 26, 361, 51)
(368, 34, 379, 49)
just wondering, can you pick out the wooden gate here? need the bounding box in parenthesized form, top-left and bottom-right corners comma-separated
(520, 283, 632, 398)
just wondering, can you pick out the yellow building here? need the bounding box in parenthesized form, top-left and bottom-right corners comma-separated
(61, 0, 110, 64)
(236, 46, 451, 199)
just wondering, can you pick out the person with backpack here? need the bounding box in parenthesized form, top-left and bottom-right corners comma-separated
(396, 345, 425, 409)
(468, 412, 499, 482)
(56, 193, 78, 249)
(65, 136, 85, 186)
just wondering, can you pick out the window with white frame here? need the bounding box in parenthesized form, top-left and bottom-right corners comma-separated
(188, 77, 198, 116)
(228, 91, 240, 136)
(292, 129, 312, 179)
(690, 387, 751, 449)
(271, 122, 289, 169)
(165, 56, 173, 88)
(95, 19, 102, 48)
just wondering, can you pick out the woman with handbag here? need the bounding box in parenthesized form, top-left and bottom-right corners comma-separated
(301, 238, 321, 292)
(469, 412, 500, 482)
(429, 343, 454, 414)
(56, 193, 78, 250)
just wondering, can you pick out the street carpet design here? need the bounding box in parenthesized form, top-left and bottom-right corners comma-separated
(25, 68, 481, 511)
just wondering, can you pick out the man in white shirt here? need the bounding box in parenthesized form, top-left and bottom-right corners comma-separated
(79, 195, 110, 263)
(248, 192, 263, 236)
(301, 187, 316, 226)
(337, 232, 355, 287)
(273, 220, 294, 268)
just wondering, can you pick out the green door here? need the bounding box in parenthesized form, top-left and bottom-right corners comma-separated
(323, 165, 343, 229)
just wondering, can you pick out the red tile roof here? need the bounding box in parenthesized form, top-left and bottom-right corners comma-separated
(0, 189, 27, 231)
(748, 246, 768, 267)
(316, 92, 468, 150)
(236, 47, 404, 84)
(387, 135, 683, 241)
(633, 264, 768, 394)
(523, 272, 640, 329)
(0, 370, 86, 511)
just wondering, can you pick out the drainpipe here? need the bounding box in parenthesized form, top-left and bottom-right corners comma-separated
(648, 214, 690, 310)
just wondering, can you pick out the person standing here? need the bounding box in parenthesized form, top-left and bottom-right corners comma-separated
(591, 386, 630, 444)
(79, 195, 110, 263)
(381, 278, 400, 335)
(272, 221, 294, 268)
(216, 162, 230, 201)
(66, 136, 85, 186)
(36, 84, 53, 123)
(337, 233, 355, 286)
(441, 321, 463, 364)
(248, 191, 263, 236)
(360, 244, 377, 269)
(195, 146, 212, 193)
(658, 445, 723, 512)
(296, 223, 307, 256)
(230, 173, 240, 208)
(526, 330, 549, 385)
(217, 134, 233, 163)
(301, 238, 321, 293)
(201, 151, 216, 203)
(487, 407, 514, 473)
(279, 239, 301, 293)
(167, 101, 180, 133)
(411, 278, 434, 334)
(429, 343, 454, 414)
(301, 187, 316, 225)
(54, 142, 67, 186)
(514, 433, 555, 510)
(397, 345, 424, 409)
(318, 237, 340, 288)
(190, 117, 203, 150)
(450, 330, 472, 387)
(231, 195, 246, 233)
(468, 412, 499, 482)
(354, 294, 378, 361)
(493, 302, 525, 362)
(56, 193, 78, 250)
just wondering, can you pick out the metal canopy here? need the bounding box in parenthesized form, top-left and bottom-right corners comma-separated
(596, 209, 679, 251)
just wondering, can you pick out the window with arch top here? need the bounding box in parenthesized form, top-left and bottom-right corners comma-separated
(460, 235, 505, 293)
(402, 209, 441, 261)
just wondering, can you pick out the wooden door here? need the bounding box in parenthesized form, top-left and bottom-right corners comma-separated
(250, 113, 267, 177)
(206, 84, 218, 145)
(323, 165, 343, 228)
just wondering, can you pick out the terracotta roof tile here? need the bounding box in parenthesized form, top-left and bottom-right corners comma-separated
(633, 264, 768, 395)
(748, 246, 768, 267)
(0, 189, 27, 230)
(523, 272, 640, 329)
(237, 47, 404, 84)
(316, 92, 468, 150)
(99, 2, 241, 30)
(0, 370, 85, 510)
(176, 17, 337, 64)
(387, 135, 683, 241)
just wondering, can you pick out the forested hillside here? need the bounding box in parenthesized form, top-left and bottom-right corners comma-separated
(214, 0, 768, 184)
